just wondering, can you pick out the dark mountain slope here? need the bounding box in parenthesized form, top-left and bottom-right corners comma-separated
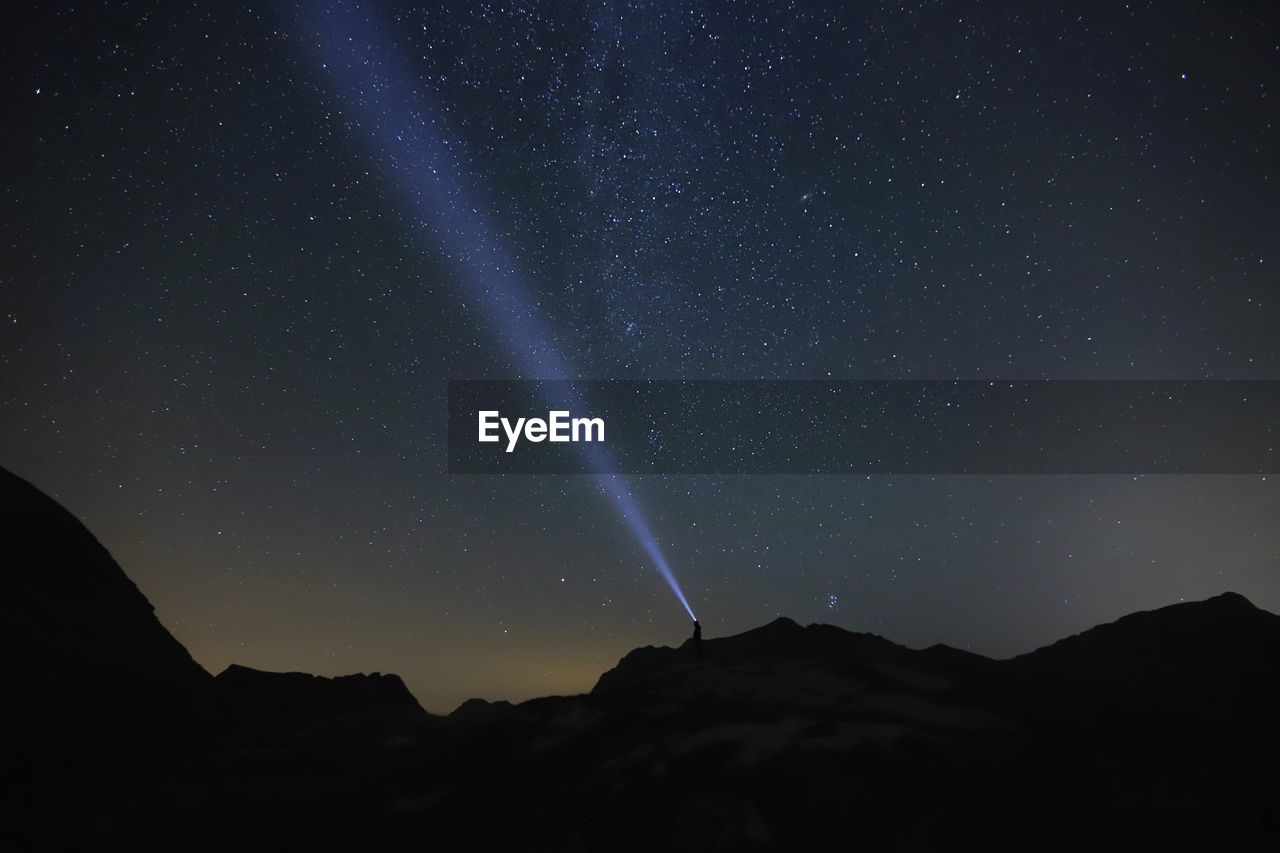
(1005, 591, 1280, 723)
(2, 466, 211, 721)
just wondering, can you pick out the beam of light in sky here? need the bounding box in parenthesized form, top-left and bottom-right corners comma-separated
(299, 0, 696, 621)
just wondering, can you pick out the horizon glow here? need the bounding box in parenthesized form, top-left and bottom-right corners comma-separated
(300, 0, 695, 622)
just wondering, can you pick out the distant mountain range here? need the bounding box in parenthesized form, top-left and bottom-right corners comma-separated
(6, 464, 1278, 849)
(214, 664, 425, 721)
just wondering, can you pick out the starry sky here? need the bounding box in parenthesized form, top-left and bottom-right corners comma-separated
(2, 0, 1278, 712)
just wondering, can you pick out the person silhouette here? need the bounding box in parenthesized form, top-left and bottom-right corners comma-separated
(692, 619, 703, 660)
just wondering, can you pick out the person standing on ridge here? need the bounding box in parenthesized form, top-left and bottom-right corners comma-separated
(692, 619, 703, 660)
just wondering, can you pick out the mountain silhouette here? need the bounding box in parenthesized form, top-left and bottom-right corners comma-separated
(594, 615, 994, 700)
(214, 663, 426, 721)
(596, 597, 1280, 722)
(1006, 591, 1280, 723)
(2, 466, 211, 722)
(7, 463, 1279, 849)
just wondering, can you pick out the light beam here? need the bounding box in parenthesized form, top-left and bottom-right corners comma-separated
(299, 0, 695, 621)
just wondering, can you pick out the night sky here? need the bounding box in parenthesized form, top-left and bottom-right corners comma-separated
(3, 0, 1278, 712)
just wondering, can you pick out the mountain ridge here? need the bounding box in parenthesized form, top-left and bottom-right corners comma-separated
(7, 463, 1277, 722)
(214, 663, 428, 721)
(2, 465, 212, 721)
